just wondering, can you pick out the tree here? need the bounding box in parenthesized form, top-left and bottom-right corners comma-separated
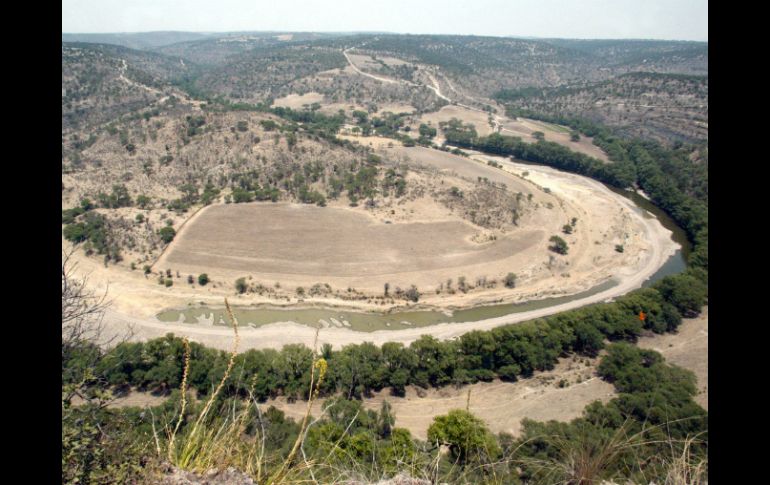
(136, 195, 151, 209)
(549, 235, 569, 255)
(410, 335, 455, 387)
(504, 273, 517, 288)
(235, 277, 248, 294)
(562, 224, 573, 234)
(427, 409, 501, 464)
(655, 274, 707, 316)
(404, 285, 420, 302)
(179, 183, 199, 204)
(457, 276, 467, 293)
(158, 226, 176, 244)
(418, 123, 437, 138)
(352, 110, 368, 124)
(198, 274, 209, 286)
(63, 223, 87, 243)
(378, 401, 395, 438)
(62, 250, 112, 367)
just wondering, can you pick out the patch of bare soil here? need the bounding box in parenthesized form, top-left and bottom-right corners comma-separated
(503, 118, 611, 163)
(271, 92, 325, 109)
(156, 202, 543, 292)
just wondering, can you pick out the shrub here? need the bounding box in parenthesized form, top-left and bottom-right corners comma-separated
(158, 226, 176, 244)
(164, 279, 173, 287)
(549, 235, 569, 255)
(504, 273, 517, 288)
(198, 274, 209, 286)
(235, 278, 248, 294)
(427, 409, 501, 464)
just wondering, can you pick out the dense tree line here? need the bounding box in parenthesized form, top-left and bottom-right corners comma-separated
(68, 274, 704, 404)
(444, 130, 637, 188)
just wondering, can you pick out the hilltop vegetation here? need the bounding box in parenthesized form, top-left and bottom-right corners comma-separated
(190, 45, 347, 102)
(64, 33, 707, 145)
(497, 72, 708, 144)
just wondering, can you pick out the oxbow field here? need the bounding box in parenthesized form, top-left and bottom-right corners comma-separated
(62, 30, 708, 485)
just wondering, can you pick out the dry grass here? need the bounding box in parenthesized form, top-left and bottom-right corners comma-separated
(516, 419, 707, 485)
(159, 299, 332, 483)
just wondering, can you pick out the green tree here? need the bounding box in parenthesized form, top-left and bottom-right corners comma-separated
(655, 274, 707, 316)
(136, 195, 151, 209)
(198, 274, 209, 286)
(158, 226, 176, 244)
(427, 409, 501, 464)
(378, 401, 395, 438)
(418, 123, 437, 138)
(549, 235, 569, 255)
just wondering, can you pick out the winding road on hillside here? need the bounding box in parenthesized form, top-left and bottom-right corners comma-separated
(343, 46, 511, 133)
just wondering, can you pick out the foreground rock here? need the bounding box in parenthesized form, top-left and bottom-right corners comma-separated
(157, 466, 256, 485)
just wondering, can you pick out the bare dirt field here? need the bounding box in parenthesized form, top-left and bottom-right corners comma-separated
(336, 134, 401, 149)
(155, 202, 545, 292)
(499, 118, 610, 162)
(411, 105, 498, 139)
(271, 92, 325, 109)
(638, 307, 709, 409)
(407, 105, 609, 162)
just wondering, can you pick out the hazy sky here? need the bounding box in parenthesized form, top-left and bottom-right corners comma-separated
(62, 0, 708, 41)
